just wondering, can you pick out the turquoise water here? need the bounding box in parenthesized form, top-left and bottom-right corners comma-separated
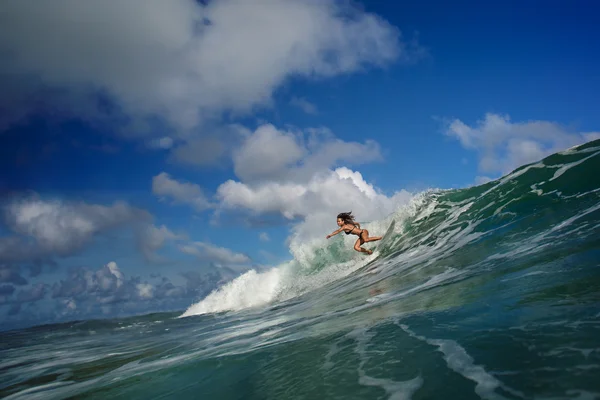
(1, 140, 600, 399)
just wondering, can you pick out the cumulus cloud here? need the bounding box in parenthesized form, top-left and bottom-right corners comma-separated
(137, 224, 186, 262)
(0, 284, 16, 307)
(36, 261, 231, 320)
(444, 113, 600, 177)
(179, 242, 251, 265)
(148, 137, 174, 150)
(52, 262, 125, 302)
(16, 283, 47, 303)
(232, 124, 383, 183)
(152, 172, 212, 211)
(259, 232, 270, 242)
(136, 283, 154, 299)
(1, 196, 150, 264)
(0, 284, 15, 297)
(0, 261, 231, 326)
(0, 265, 28, 285)
(167, 123, 251, 167)
(217, 166, 412, 244)
(0, 0, 417, 136)
(50, 261, 183, 308)
(233, 124, 305, 182)
(6, 283, 48, 315)
(199, 122, 413, 244)
(0, 195, 185, 276)
(474, 176, 493, 185)
(169, 137, 227, 166)
(290, 97, 318, 115)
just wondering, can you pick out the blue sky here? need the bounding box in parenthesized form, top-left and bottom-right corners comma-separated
(1, 0, 598, 330)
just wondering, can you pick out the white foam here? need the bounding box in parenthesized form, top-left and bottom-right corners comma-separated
(180, 194, 429, 318)
(545, 346, 598, 359)
(321, 338, 343, 370)
(500, 270, 552, 282)
(545, 202, 600, 235)
(180, 266, 287, 317)
(399, 324, 513, 400)
(479, 162, 546, 198)
(550, 150, 600, 181)
(349, 327, 424, 400)
(535, 389, 600, 400)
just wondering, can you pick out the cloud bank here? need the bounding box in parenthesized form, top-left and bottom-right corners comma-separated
(4, 198, 149, 256)
(152, 172, 212, 211)
(444, 113, 600, 180)
(0, 195, 192, 284)
(210, 123, 412, 244)
(1, 260, 230, 329)
(0, 197, 151, 271)
(0, 0, 416, 136)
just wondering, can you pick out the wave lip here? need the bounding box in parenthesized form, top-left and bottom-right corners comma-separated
(180, 194, 427, 318)
(180, 266, 286, 317)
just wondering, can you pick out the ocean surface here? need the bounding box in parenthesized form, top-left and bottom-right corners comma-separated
(2, 140, 600, 399)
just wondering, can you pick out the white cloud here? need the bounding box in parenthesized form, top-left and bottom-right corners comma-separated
(137, 224, 185, 262)
(233, 124, 305, 182)
(169, 137, 226, 166)
(63, 298, 77, 311)
(136, 283, 154, 299)
(148, 137, 174, 150)
(232, 124, 382, 183)
(290, 97, 318, 115)
(167, 123, 251, 167)
(49, 261, 193, 313)
(152, 172, 211, 211)
(4, 197, 149, 256)
(96, 261, 124, 291)
(9, 283, 48, 315)
(474, 176, 492, 185)
(179, 242, 251, 265)
(444, 113, 599, 176)
(584, 132, 600, 142)
(218, 167, 390, 217)
(217, 166, 412, 243)
(0, 265, 28, 286)
(3, 260, 233, 325)
(0, 196, 187, 269)
(105, 261, 124, 287)
(0, 0, 416, 134)
(208, 123, 410, 245)
(259, 232, 270, 242)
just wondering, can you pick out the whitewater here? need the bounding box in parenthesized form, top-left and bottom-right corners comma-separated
(1, 139, 600, 399)
(179, 193, 419, 317)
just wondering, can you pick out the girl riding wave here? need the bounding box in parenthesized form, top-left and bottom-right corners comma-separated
(326, 211, 382, 255)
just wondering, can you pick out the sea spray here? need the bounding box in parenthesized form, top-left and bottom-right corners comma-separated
(180, 192, 432, 318)
(180, 265, 288, 316)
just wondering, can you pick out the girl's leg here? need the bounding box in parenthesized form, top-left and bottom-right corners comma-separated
(354, 238, 372, 255)
(361, 230, 382, 243)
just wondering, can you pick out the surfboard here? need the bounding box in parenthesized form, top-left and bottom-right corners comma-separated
(375, 220, 396, 251)
(362, 220, 396, 273)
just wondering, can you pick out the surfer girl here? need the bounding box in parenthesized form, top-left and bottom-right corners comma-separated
(326, 211, 382, 255)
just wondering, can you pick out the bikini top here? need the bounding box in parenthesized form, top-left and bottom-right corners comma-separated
(344, 224, 358, 235)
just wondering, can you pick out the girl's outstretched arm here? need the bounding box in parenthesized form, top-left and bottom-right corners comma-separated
(326, 228, 343, 239)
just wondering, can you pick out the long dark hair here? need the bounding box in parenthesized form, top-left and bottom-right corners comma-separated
(337, 211, 356, 225)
